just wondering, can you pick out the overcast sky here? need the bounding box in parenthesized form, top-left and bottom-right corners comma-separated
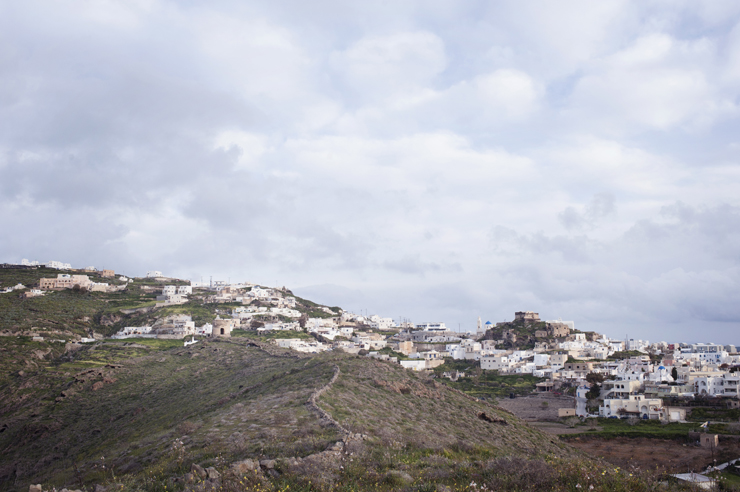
(2, 1, 740, 343)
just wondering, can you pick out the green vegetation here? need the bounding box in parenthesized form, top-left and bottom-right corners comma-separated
(607, 350, 648, 360)
(687, 406, 740, 422)
(375, 346, 411, 360)
(431, 360, 544, 400)
(0, 269, 340, 340)
(559, 418, 726, 439)
(0, 329, 702, 492)
(231, 329, 313, 341)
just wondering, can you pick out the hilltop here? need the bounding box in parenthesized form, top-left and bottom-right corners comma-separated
(0, 267, 333, 340)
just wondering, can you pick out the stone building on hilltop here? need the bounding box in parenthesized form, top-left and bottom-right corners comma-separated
(514, 311, 540, 323)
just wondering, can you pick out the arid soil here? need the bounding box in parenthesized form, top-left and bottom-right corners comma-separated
(497, 393, 576, 421)
(567, 436, 740, 473)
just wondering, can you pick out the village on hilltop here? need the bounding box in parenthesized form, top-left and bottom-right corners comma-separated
(4, 259, 740, 426)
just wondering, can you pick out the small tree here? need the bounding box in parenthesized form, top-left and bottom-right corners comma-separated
(671, 367, 679, 381)
(586, 372, 605, 385)
(586, 383, 601, 400)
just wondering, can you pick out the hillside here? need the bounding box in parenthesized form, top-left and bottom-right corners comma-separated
(0, 269, 676, 491)
(0, 268, 331, 339)
(0, 334, 677, 492)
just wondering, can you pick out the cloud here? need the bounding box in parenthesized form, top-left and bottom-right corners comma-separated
(331, 31, 447, 102)
(2, 1, 740, 343)
(559, 192, 616, 231)
(569, 33, 737, 130)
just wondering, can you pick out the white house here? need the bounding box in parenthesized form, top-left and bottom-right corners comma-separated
(196, 323, 213, 336)
(46, 260, 72, 270)
(534, 354, 550, 367)
(600, 395, 664, 419)
(695, 376, 726, 396)
(400, 360, 428, 371)
(112, 326, 153, 338)
(146, 271, 163, 278)
(415, 322, 447, 332)
(481, 355, 511, 371)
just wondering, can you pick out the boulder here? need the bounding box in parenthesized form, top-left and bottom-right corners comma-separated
(91, 381, 104, 391)
(231, 459, 258, 474)
(205, 467, 220, 480)
(191, 463, 206, 478)
(94, 485, 107, 492)
(29, 485, 42, 492)
(259, 459, 276, 470)
(327, 441, 344, 452)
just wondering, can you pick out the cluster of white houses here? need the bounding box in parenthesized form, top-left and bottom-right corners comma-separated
(43, 268, 737, 424)
(268, 312, 740, 422)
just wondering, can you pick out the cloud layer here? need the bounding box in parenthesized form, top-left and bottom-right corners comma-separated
(2, 0, 740, 342)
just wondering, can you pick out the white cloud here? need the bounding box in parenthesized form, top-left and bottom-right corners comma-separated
(331, 31, 447, 101)
(569, 33, 737, 130)
(2, 1, 740, 342)
(472, 69, 541, 119)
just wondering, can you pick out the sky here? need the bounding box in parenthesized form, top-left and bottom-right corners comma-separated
(2, 1, 740, 343)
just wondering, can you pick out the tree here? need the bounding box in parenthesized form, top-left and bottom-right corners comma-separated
(586, 372, 605, 385)
(671, 367, 679, 381)
(586, 384, 601, 400)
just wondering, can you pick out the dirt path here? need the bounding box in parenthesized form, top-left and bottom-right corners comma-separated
(528, 421, 600, 435)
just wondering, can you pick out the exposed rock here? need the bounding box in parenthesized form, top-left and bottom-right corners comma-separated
(29, 485, 42, 492)
(92, 381, 104, 391)
(94, 485, 107, 492)
(99, 314, 122, 326)
(191, 463, 206, 478)
(259, 459, 275, 470)
(205, 467, 220, 480)
(32, 349, 51, 360)
(183, 473, 194, 483)
(231, 459, 258, 474)
(477, 411, 507, 425)
(327, 441, 344, 452)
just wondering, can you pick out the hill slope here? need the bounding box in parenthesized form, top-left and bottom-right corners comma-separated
(0, 334, 594, 492)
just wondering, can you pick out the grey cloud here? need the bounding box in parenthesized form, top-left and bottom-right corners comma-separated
(558, 192, 615, 231)
(382, 254, 462, 276)
(2, 1, 740, 344)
